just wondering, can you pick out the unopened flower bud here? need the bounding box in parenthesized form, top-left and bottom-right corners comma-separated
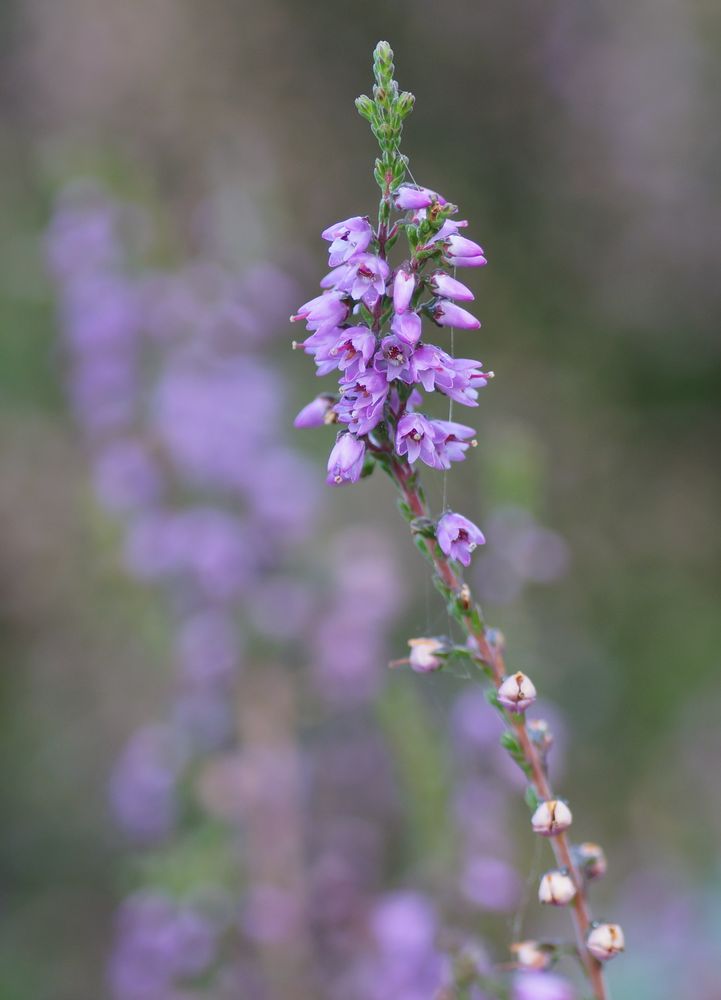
(355, 94, 374, 120)
(408, 636, 446, 674)
(397, 91, 415, 117)
(497, 672, 537, 712)
(574, 842, 607, 881)
(586, 922, 624, 962)
(538, 869, 576, 906)
(510, 940, 556, 971)
(293, 394, 336, 428)
(531, 799, 572, 837)
(392, 267, 416, 314)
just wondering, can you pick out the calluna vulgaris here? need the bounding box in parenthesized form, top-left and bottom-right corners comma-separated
(294, 41, 623, 1000)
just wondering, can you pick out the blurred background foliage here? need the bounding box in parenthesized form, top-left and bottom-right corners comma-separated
(1, 1, 720, 998)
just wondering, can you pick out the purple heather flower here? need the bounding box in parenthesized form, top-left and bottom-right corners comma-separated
(431, 299, 481, 330)
(412, 345, 490, 404)
(291, 290, 349, 330)
(430, 419, 476, 468)
(395, 413, 439, 467)
(332, 325, 377, 379)
(327, 433, 366, 486)
(374, 335, 416, 383)
(428, 271, 475, 301)
(336, 369, 389, 434)
(299, 324, 375, 378)
(393, 185, 446, 210)
(446, 234, 488, 268)
(411, 344, 457, 394)
(322, 216, 373, 266)
(332, 252, 390, 307)
(294, 394, 336, 428)
(390, 310, 422, 347)
(411, 348, 491, 406)
(392, 268, 415, 313)
(437, 512, 485, 566)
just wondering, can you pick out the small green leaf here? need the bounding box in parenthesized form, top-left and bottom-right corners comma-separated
(500, 731, 521, 755)
(524, 785, 540, 811)
(397, 499, 414, 522)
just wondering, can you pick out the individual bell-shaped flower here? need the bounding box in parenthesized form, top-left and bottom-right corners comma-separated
(428, 270, 475, 301)
(291, 290, 349, 331)
(430, 299, 480, 330)
(531, 799, 573, 837)
(445, 234, 487, 268)
(586, 922, 625, 962)
(321, 216, 373, 266)
(393, 184, 446, 211)
(497, 671, 537, 712)
(395, 413, 439, 467)
(392, 267, 415, 314)
(538, 869, 577, 906)
(407, 636, 446, 673)
(326, 433, 365, 487)
(390, 310, 422, 346)
(437, 512, 485, 567)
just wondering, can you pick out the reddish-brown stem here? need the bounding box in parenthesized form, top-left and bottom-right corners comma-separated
(391, 460, 609, 1000)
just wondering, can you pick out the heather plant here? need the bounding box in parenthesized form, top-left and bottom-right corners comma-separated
(293, 42, 623, 1000)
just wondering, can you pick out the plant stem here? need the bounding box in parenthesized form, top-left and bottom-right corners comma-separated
(390, 460, 609, 1000)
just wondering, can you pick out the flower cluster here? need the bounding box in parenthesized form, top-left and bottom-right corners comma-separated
(293, 49, 491, 566)
(293, 199, 491, 495)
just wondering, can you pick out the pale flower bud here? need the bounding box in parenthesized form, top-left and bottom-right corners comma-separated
(408, 636, 445, 674)
(497, 672, 537, 712)
(586, 922, 625, 962)
(574, 842, 607, 881)
(510, 939, 555, 971)
(531, 799, 572, 836)
(538, 869, 577, 906)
